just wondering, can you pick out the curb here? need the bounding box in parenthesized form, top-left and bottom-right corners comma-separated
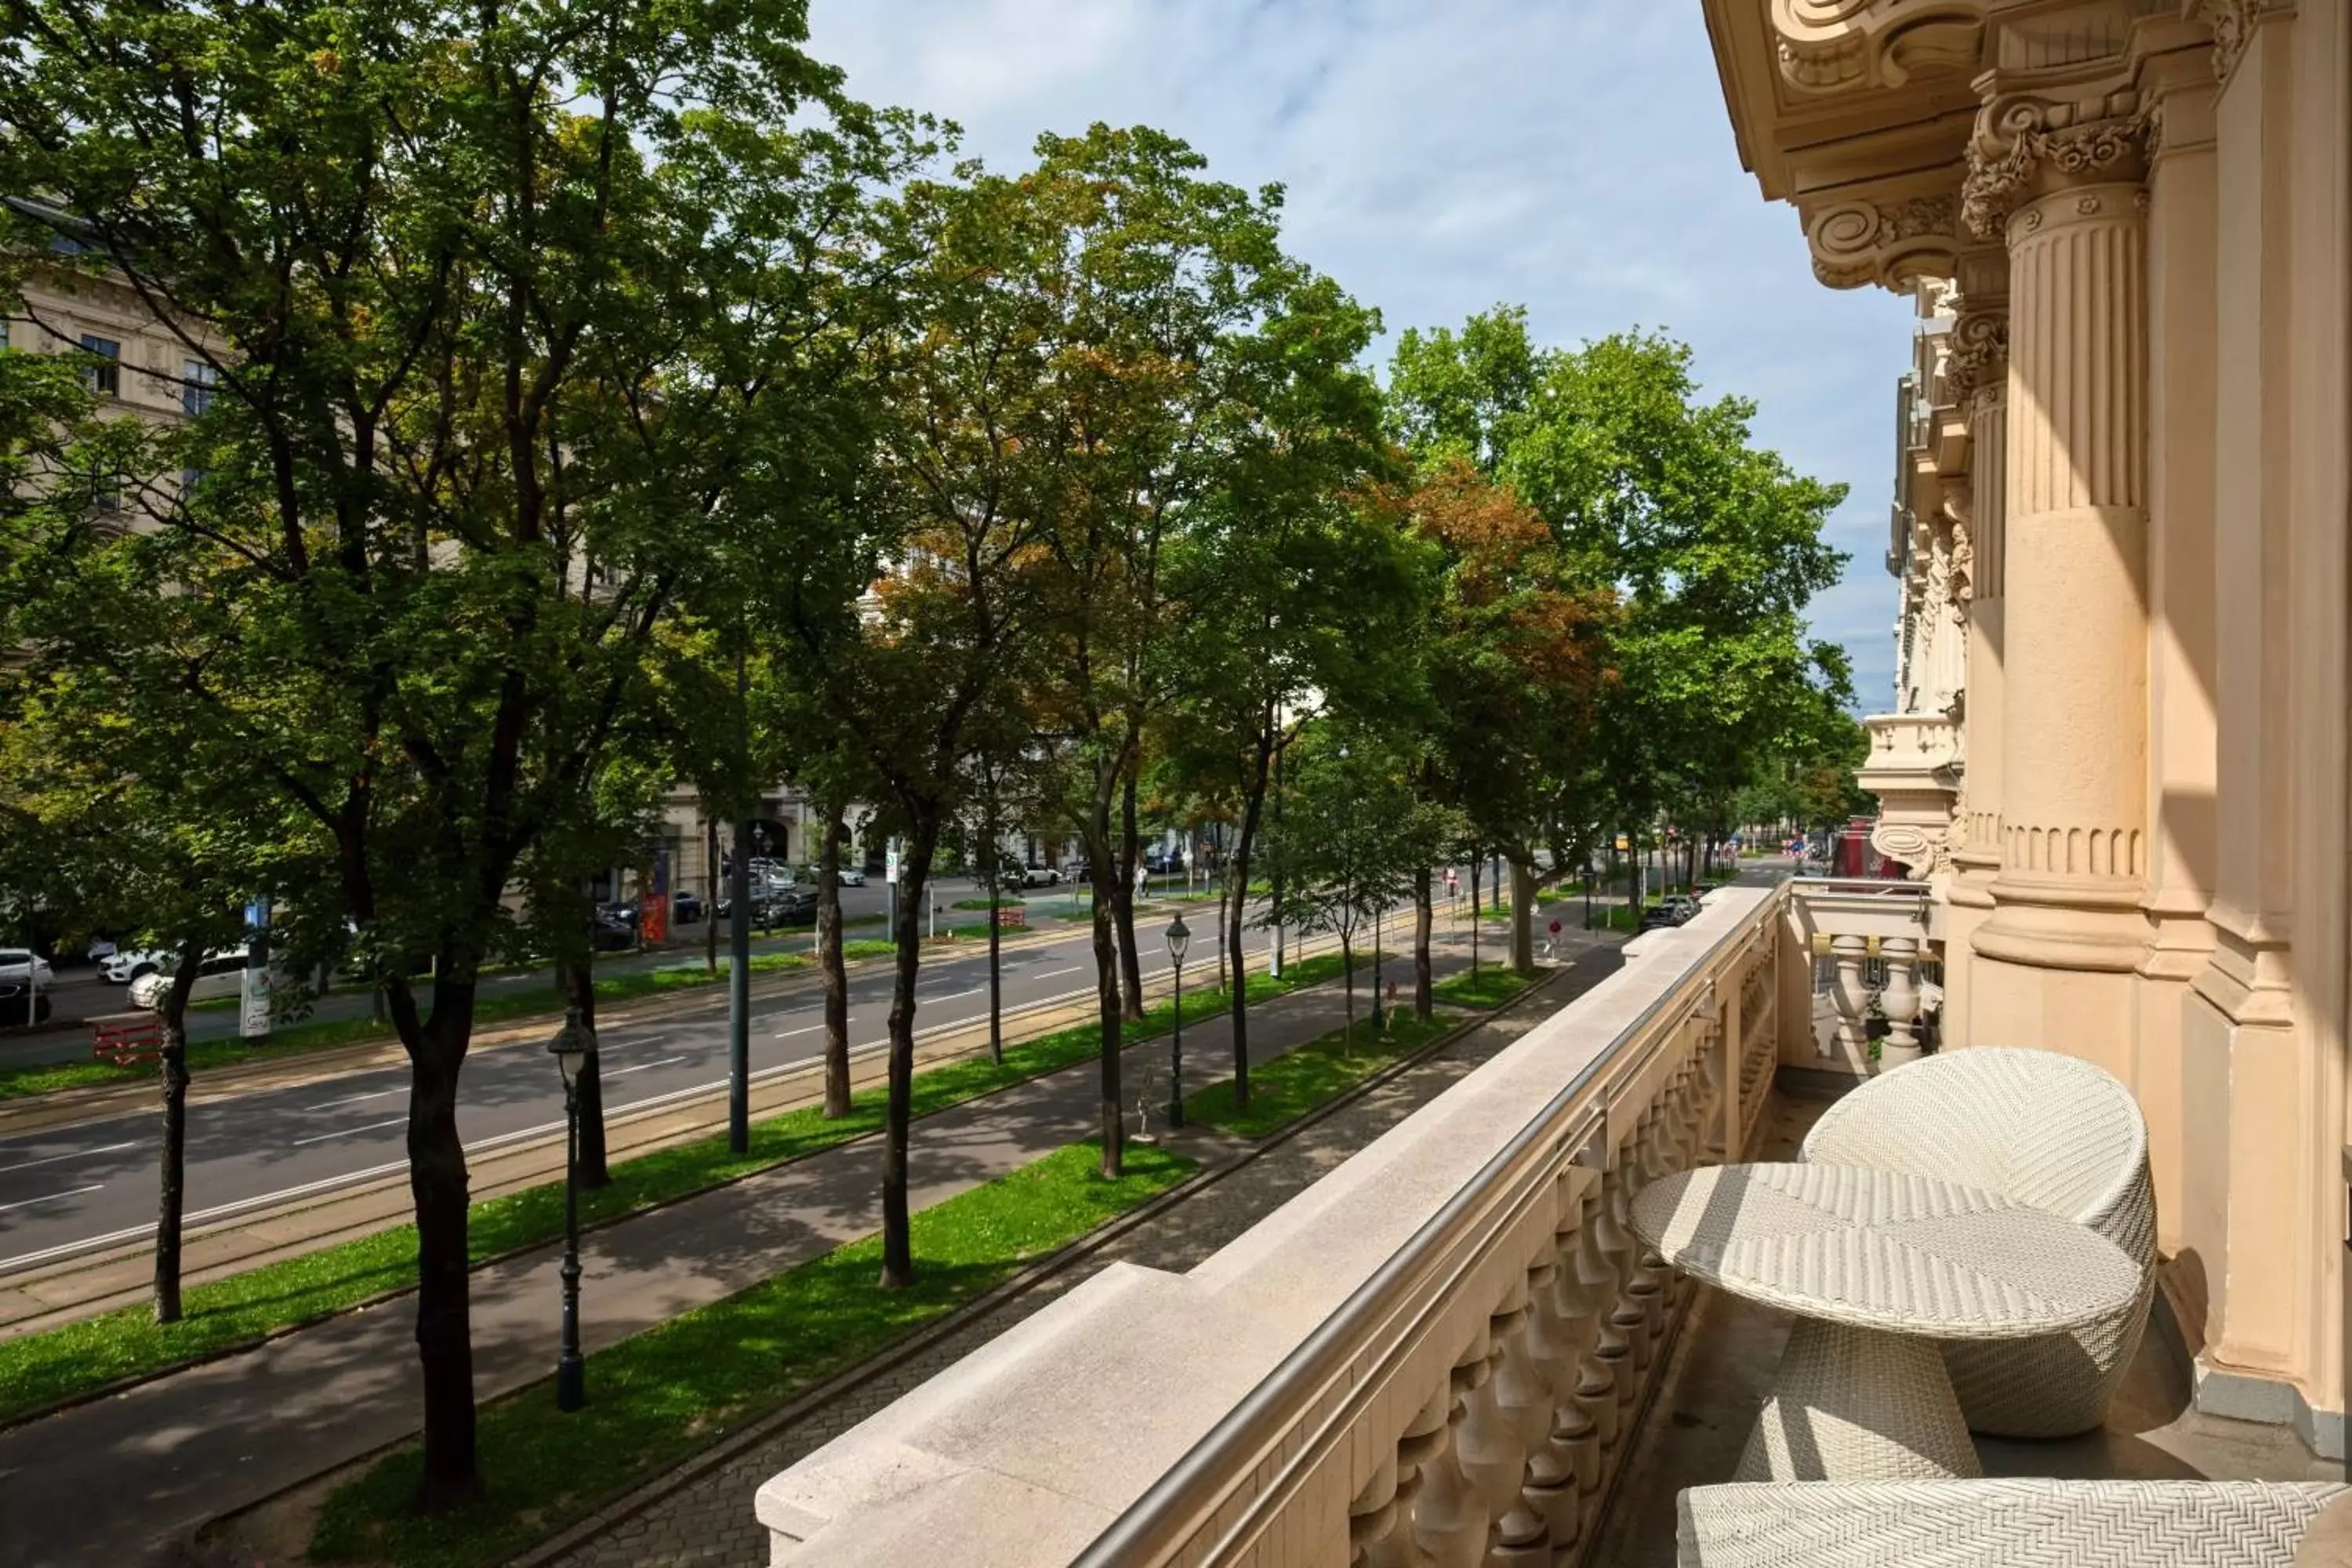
(503, 960, 1588, 1568)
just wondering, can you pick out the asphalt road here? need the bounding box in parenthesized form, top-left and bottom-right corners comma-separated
(0, 907, 1289, 1274)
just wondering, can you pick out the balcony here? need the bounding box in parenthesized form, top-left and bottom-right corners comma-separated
(751, 881, 2334, 1566)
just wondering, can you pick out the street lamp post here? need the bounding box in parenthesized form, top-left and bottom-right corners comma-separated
(547, 1007, 597, 1412)
(1165, 913, 1190, 1131)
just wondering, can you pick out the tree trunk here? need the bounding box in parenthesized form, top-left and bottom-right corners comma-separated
(1509, 854, 1537, 975)
(1090, 847, 1125, 1177)
(390, 975, 481, 1509)
(1413, 866, 1434, 1020)
(1228, 724, 1272, 1108)
(818, 809, 851, 1117)
(152, 943, 201, 1325)
(880, 827, 937, 1288)
(1468, 859, 1481, 975)
(1340, 931, 1356, 1054)
(1215, 857, 1231, 996)
(1113, 769, 1146, 1022)
(561, 958, 609, 1188)
(983, 781, 1004, 1065)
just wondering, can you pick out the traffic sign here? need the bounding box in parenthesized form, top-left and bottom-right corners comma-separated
(885, 840, 901, 885)
(1613, 834, 1629, 851)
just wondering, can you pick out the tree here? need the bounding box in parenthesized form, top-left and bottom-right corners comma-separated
(0, 0, 883, 1504)
(1261, 726, 1456, 1048)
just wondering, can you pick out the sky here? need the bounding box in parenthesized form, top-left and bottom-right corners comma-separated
(805, 0, 1918, 710)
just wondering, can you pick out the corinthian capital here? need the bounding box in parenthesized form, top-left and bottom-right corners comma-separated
(1771, 1, 1987, 93)
(1961, 89, 2150, 239)
(1803, 187, 1963, 292)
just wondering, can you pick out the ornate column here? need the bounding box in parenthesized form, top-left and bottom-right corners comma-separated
(1941, 245, 2007, 1050)
(1961, 88, 2153, 1080)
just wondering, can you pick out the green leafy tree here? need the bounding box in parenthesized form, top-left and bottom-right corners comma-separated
(0, 0, 883, 1504)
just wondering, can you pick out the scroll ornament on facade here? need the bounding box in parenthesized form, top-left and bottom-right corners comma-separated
(1806, 194, 1961, 291)
(1769, 0, 1987, 94)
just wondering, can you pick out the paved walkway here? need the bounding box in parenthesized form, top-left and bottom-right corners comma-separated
(0, 932, 1543, 1567)
(539, 937, 1628, 1568)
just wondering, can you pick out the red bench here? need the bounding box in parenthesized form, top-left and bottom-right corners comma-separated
(93, 1013, 165, 1068)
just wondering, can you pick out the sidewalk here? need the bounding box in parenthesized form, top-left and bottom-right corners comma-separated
(0, 937, 1519, 1567)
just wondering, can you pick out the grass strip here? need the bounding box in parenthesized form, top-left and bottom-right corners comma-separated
(310, 1139, 1194, 1568)
(0, 950, 1356, 1422)
(1179, 962, 1534, 1141)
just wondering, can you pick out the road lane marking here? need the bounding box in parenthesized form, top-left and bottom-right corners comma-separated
(1032, 966, 1080, 978)
(923, 987, 981, 1004)
(291, 1115, 408, 1148)
(604, 1054, 686, 1077)
(306, 1087, 405, 1112)
(0, 1140, 137, 1175)
(0, 1184, 102, 1214)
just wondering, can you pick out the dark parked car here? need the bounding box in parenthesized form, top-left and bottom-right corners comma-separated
(670, 890, 704, 924)
(592, 909, 638, 951)
(716, 889, 818, 928)
(0, 983, 53, 1027)
(1637, 904, 1684, 932)
(1142, 846, 1183, 875)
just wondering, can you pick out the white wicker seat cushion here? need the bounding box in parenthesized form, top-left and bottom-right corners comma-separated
(1798, 1047, 2156, 1437)
(1678, 1479, 2350, 1568)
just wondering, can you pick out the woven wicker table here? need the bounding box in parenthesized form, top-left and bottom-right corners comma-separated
(1630, 1162, 2143, 1483)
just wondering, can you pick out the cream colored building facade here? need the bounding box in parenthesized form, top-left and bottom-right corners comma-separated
(1703, 0, 2352, 1454)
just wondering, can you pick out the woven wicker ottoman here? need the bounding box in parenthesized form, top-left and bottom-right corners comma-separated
(1676, 1479, 2350, 1567)
(1631, 1162, 2143, 1483)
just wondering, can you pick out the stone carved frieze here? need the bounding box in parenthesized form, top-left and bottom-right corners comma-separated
(1961, 90, 2149, 238)
(1805, 193, 1962, 292)
(1772, 0, 1987, 93)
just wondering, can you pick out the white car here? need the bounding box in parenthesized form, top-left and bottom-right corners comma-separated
(1019, 864, 1062, 888)
(128, 947, 252, 1011)
(837, 867, 867, 887)
(0, 949, 54, 989)
(103, 947, 170, 984)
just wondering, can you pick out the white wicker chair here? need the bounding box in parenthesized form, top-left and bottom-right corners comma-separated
(1798, 1047, 2155, 1439)
(1677, 1480, 2349, 1568)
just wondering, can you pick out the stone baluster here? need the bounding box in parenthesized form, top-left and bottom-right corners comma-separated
(1878, 935, 1922, 1069)
(1411, 1334, 1498, 1568)
(1829, 933, 1870, 1059)
(1522, 1213, 1602, 1555)
(1461, 1284, 1550, 1563)
(1358, 1387, 1451, 1568)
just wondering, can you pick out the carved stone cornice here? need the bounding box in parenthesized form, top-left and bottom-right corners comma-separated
(2190, 0, 2296, 88)
(1804, 190, 1963, 292)
(1772, 1, 1988, 94)
(1961, 90, 2150, 239)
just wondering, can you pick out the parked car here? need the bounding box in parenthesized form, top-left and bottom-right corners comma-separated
(837, 866, 867, 888)
(0, 949, 54, 989)
(670, 890, 705, 924)
(0, 983, 52, 1027)
(103, 947, 170, 984)
(1637, 905, 1683, 932)
(1142, 846, 1184, 875)
(1661, 893, 1703, 923)
(128, 946, 252, 1011)
(1019, 864, 1062, 888)
(592, 909, 637, 951)
(716, 888, 818, 927)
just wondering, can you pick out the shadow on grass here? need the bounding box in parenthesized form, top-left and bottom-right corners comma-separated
(309, 1141, 1193, 1568)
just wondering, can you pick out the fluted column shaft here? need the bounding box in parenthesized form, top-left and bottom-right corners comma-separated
(1970, 151, 2153, 1067)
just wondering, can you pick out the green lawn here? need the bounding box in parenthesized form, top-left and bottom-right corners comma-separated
(1185, 1007, 1461, 1139)
(949, 896, 1024, 911)
(310, 1140, 1194, 1568)
(1428, 964, 1536, 1010)
(0, 949, 1361, 1422)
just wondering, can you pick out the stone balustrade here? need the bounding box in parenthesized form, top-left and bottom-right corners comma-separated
(755, 885, 1787, 1567)
(1784, 877, 1939, 1074)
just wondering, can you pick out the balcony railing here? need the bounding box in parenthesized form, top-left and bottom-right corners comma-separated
(756, 886, 1791, 1566)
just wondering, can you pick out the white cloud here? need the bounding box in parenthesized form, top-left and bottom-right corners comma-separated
(809, 0, 1915, 707)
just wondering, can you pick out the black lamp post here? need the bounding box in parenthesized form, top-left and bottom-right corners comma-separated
(548, 1005, 597, 1412)
(1165, 913, 1190, 1130)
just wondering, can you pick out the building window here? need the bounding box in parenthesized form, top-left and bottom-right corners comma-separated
(183, 361, 217, 416)
(81, 335, 119, 397)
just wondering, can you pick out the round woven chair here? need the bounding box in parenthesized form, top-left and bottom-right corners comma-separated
(1798, 1047, 2155, 1439)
